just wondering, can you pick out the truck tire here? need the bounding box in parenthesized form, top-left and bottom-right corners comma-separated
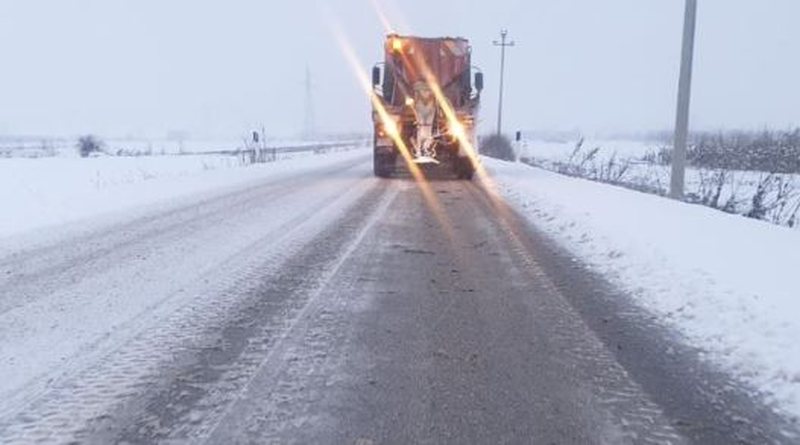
(455, 156, 475, 180)
(373, 152, 394, 177)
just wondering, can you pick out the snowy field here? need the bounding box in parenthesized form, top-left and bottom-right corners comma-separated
(1, 137, 246, 158)
(0, 136, 365, 158)
(485, 157, 800, 422)
(0, 144, 367, 241)
(516, 137, 659, 162)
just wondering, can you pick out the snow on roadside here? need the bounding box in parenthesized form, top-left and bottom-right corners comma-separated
(517, 138, 658, 163)
(0, 148, 368, 241)
(484, 157, 800, 421)
(518, 138, 800, 230)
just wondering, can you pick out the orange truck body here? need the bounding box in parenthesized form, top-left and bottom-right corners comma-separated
(371, 34, 483, 179)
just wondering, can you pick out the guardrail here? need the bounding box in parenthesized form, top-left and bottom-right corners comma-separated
(183, 140, 368, 164)
(184, 140, 366, 156)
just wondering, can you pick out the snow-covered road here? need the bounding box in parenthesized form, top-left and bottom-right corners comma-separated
(0, 151, 380, 440)
(0, 150, 797, 443)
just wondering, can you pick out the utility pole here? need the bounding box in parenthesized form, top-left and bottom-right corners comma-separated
(670, 0, 698, 200)
(493, 29, 515, 136)
(303, 65, 316, 140)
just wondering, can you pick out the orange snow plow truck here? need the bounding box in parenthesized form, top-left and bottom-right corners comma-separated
(371, 34, 483, 179)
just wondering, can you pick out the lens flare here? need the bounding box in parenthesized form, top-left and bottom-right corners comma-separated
(331, 24, 455, 242)
(449, 120, 466, 140)
(397, 46, 513, 220)
(369, 0, 394, 33)
(368, 0, 411, 35)
(382, 117, 400, 138)
(339, 7, 530, 277)
(419, 67, 483, 175)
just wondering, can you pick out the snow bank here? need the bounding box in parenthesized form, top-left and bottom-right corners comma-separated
(0, 148, 367, 240)
(485, 158, 800, 420)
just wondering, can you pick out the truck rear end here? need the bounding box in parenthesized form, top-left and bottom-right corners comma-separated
(371, 34, 483, 179)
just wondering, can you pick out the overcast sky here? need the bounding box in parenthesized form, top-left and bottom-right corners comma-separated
(1, 0, 798, 139)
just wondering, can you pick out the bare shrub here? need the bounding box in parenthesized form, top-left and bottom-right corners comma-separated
(649, 128, 800, 173)
(479, 134, 515, 161)
(77, 135, 103, 157)
(524, 136, 800, 229)
(526, 138, 631, 186)
(641, 145, 672, 165)
(567, 137, 585, 164)
(787, 200, 800, 228)
(763, 176, 800, 225)
(690, 169, 728, 209)
(595, 153, 631, 184)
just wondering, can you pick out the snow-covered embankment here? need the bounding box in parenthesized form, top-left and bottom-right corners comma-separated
(0, 148, 367, 241)
(485, 157, 800, 421)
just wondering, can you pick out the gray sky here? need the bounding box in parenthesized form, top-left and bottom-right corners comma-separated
(1, 0, 799, 139)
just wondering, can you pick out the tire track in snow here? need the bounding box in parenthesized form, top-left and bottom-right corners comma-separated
(0, 161, 380, 443)
(466, 183, 686, 444)
(0, 156, 366, 316)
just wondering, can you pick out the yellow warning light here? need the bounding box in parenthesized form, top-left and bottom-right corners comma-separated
(391, 38, 403, 52)
(382, 116, 400, 138)
(449, 120, 467, 140)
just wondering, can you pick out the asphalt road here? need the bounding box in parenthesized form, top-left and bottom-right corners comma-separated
(0, 154, 795, 444)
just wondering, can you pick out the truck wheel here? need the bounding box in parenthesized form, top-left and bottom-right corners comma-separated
(374, 153, 394, 177)
(455, 157, 475, 180)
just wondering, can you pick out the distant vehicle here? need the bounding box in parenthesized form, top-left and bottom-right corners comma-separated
(371, 34, 483, 179)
